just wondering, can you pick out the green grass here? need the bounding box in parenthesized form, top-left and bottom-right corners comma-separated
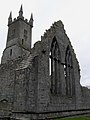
(55, 116, 90, 120)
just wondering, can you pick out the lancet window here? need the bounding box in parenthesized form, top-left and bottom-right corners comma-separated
(49, 37, 60, 94)
(64, 46, 74, 96)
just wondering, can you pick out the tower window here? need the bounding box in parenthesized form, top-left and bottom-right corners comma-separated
(22, 39, 24, 45)
(10, 49, 12, 56)
(12, 29, 15, 36)
(24, 29, 27, 34)
(24, 29, 27, 40)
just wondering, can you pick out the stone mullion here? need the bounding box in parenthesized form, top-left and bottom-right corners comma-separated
(68, 52, 71, 96)
(70, 67, 72, 96)
(66, 53, 69, 96)
(55, 59, 57, 94)
(55, 46, 59, 94)
(69, 66, 71, 96)
(57, 60, 61, 94)
(66, 66, 69, 96)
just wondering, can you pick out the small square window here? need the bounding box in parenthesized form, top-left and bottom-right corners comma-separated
(12, 29, 15, 36)
(24, 29, 27, 40)
(24, 29, 27, 35)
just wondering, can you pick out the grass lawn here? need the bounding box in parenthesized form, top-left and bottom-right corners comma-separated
(55, 116, 90, 120)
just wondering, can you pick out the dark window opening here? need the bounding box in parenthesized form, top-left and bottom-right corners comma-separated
(24, 29, 27, 40)
(12, 29, 15, 36)
(65, 46, 74, 96)
(49, 37, 61, 94)
(10, 49, 12, 56)
(24, 29, 27, 34)
(22, 39, 24, 45)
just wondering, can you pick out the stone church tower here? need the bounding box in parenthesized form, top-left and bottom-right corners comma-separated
(1, 5, 33, 63)
(0, 6, 90, 120)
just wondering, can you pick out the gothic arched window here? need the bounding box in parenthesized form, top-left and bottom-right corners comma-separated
(49, 37, 60, 94)
(64, 46, 74, 96)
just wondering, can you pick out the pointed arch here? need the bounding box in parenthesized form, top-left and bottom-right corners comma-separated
(64, 45, 74, 96)
(49, 37, 61, 94)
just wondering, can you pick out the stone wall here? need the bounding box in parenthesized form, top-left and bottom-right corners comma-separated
(0, 20, 90, 120)
(34, 21, 80, 113)
(0, 59, 21, 116)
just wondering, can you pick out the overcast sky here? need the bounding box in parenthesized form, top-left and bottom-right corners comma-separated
(0, 0, 90, 86)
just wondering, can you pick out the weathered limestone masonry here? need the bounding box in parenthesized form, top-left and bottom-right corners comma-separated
(0, 6, 90, 120)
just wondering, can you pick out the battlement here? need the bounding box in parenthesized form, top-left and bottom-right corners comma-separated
(8, 15, 32, 26)
(8, 5, 33, 27)
(1, 5, 33, 64)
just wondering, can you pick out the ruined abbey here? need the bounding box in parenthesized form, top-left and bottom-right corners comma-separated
(0, 6, 90, 120)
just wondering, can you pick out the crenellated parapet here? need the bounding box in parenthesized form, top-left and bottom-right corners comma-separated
(8, 5, 33, 27)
